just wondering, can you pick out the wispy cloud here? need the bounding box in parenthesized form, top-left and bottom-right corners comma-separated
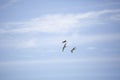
(0, 9, 120, 48)
(0, 9, 120, 34)
(0, 0, 18, 9)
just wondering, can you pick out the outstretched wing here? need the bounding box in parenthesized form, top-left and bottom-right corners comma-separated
(62, 40, 66, 43)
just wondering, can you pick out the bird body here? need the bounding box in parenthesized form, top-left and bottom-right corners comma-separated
(71, 47, 76, 53)
(62, 43, 67, 52)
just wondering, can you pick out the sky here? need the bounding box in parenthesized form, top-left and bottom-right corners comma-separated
(0, 0, 120, 80)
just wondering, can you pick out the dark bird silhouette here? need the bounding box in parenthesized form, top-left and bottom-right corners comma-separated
(71, 47, 76, 53)
(62, 43, 67, 52)
(62, 40, 67, 44)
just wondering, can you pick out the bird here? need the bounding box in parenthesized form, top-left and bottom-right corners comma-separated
(62, 40, 67, 44)
(71, 47, 76, 53)
(62, 43, 67, 52)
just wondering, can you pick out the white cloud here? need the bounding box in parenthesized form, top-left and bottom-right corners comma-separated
(0, 0, 18, 9)
(0, 9, 120, 34)
(0, 9, 120, 48)
(0, 14, 80, 33)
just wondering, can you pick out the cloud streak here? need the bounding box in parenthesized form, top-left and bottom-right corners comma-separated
(0, 9, 120, 34)
(0, 9, 120, 48)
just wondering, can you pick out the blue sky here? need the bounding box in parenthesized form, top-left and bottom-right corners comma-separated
(0, 0, 120, 80)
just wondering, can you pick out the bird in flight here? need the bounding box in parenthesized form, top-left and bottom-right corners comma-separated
(71, 47, 76, 53)
(62, 40, 67, 44)
(62, 43, 67, 52)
